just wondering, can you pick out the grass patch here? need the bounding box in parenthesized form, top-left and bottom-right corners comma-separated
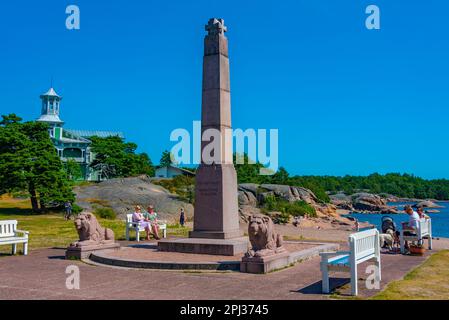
(71, 181, 96, 188)
(372, 250, 449, 300)
(0, 196, 192, 255)
(0, 212, 127, 255)
(94, 207, 116, 220)
(284, 235, 306, 241)
(167, 223, 190, 238)
(85, 198, 111, 207)
(0, 195, 33, 215)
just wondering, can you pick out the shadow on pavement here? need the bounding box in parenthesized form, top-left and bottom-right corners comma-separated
(295, 277, 350, 295)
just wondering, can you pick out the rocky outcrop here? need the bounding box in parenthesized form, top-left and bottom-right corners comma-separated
(237, 184, 336, 217)
(257, 184, 318, 204)
(330, 193, 354, 211)
(413, 201, 443, 209)
(330, 192, 400, 213)
(345, 193, 397, 214)
(352, 193, 387, 212)
(75, 176, 341, 224)
(330, 192, 418, 214)
(75, 175, 193, 223)
(238, 189, 258, 207)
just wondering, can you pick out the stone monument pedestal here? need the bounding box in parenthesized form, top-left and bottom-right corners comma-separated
(158, 237, 248, 256)
(189, 230, 243, 240)
(66, 242, 120, 260)
(240, 252, 291, 274)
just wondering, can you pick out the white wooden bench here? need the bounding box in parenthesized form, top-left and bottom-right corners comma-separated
(320, 228, 381, 296)
(400, 218, 432, 254)
(0, 220, 29, 255)
(125, 214, 167, 241)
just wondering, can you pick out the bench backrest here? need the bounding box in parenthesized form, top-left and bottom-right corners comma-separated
(349, 228, 379, 264)
(418, 219, 431, 236)
(0, 220, 18, 237)
(126, 214, 133, 224)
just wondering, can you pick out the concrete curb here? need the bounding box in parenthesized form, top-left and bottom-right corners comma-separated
(88, 241, 340, 272)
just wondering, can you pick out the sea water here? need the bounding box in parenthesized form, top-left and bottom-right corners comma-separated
(347, 202, 449, 238)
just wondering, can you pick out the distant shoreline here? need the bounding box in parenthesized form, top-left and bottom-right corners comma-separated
(388, 198, 449, 203)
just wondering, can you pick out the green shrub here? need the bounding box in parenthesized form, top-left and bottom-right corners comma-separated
(262, 195, 316, 223)
(72, 203, 83, 215)
(272, 212, 291, 224)
(94, 207, 116, 220)
(153, 175, 195, 203)
(298, 183, 330, 203)
(285, 200, 316, 217)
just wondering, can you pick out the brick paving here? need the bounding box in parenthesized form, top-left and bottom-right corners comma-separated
(0, 238, 448, 300)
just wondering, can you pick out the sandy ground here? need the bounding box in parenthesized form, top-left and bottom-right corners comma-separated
(236, 210, 366, 243)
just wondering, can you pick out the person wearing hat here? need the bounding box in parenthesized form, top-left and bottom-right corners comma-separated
(147, 205, 161, 240)
(132, 205, 152, 240)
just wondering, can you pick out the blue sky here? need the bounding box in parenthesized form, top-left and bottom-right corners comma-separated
(0, 0, 448, 179)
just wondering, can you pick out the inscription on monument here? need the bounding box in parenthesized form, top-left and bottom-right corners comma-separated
(197, 181, 219, 196)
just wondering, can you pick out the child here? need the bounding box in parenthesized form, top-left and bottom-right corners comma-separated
(354, 219, 359, 232)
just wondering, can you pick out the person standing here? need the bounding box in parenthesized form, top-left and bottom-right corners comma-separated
(180, 208, 186, 227)
(64, 201, 73, 220)
(354, 219, 360, 232)
(292, 216, 301, 228)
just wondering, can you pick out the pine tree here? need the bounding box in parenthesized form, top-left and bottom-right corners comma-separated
(160, 150, 175, 167)
(0, 115, 75, 212)
(89, 136, 155, 178)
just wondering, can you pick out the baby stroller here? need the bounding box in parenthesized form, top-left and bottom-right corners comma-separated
(381, 216, 397, 234)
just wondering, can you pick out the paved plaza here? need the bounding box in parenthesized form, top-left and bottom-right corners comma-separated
(1, 238, 447, 300)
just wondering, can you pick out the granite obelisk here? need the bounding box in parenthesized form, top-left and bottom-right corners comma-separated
(189, 18, 242, 240)
(158, 19, 247, 255)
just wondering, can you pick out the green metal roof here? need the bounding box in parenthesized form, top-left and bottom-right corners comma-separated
(65, 129, 124, 139)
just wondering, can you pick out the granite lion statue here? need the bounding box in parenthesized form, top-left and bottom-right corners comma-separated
(70, 212, 115, 247)
(246, 214, 285, 258)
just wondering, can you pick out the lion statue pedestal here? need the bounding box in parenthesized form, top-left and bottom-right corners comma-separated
(66, 212, 120, 260)
(240, 214, 290, 274)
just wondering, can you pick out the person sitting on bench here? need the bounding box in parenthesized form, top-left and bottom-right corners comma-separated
(132, 205, 152, 241)
(400, 205, 420, 252)
(417, 206, 430, 220)
(146, 205, 161, 240)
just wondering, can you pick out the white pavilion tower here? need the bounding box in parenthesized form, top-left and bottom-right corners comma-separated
(37, 87, 64, 139)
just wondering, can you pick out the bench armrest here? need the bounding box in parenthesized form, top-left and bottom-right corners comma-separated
(319, 251, 350, 259)
(15, 229, 30, 236)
